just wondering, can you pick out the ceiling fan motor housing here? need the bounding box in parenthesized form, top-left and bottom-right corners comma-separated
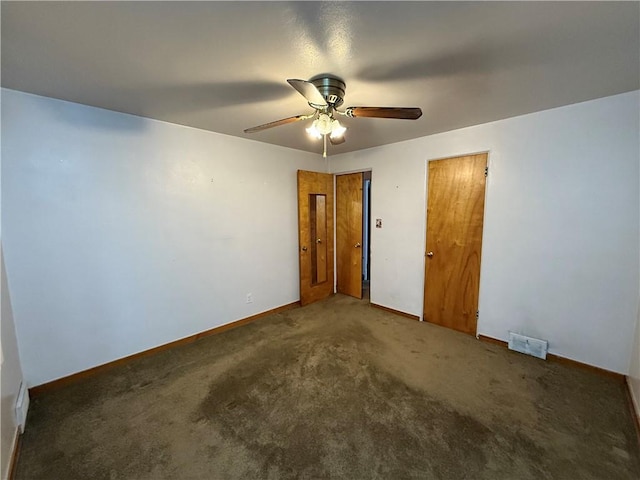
(310, 75, 346, 108)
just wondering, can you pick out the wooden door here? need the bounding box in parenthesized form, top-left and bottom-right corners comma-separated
(423, 153, 487, 335)
(336, 173, 363, 299)
(298, 170, 334, 306)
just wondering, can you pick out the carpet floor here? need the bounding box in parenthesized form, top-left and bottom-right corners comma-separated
(15, 294, 640, 479)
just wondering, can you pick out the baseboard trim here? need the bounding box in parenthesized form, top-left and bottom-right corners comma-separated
(371, 303, 420, 321)
(476, 334, 625, 382)
(29, 301, 300, 397)
(7, 427, 22, 480)
(477, 334, 508, 348)
(625, 377, 640, 444)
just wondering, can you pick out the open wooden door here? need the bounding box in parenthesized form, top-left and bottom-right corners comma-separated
(336, 173, 363, 299)
(298, 170, 334, 306)
(423, 153, 487, 335)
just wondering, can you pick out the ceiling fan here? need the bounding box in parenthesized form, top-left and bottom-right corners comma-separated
(244, 75, 422, 157)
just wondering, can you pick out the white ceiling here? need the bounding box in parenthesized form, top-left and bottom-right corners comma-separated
(2, 1, 639, 156)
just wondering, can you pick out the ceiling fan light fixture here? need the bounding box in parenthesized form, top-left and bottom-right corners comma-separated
(330, 119, 346, 139)
(306, 113, 331, 139)
(307, 114, 346, 141)
(305, 124, 322, 139)
(316, 113, 334, 135)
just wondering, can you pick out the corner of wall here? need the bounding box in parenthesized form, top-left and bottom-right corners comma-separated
(1, 244, 27, 480)
(627, 302, 640, 420)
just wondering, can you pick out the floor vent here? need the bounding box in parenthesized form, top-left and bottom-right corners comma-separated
(508, 332, 548, 360)
(15, 382, 29, 433)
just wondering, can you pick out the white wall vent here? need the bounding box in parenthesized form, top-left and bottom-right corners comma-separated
(508, 332, 548, 360)
(15, 382, 29, 433)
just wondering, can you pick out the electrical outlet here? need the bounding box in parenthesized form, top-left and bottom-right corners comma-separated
(246, 293, 253, 304)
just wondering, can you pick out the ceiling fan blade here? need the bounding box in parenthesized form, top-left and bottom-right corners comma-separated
(346, 107, 422, 120)
(287, 79, 328, 107)
(244, 114, 312, 133)
(329, 135, 346, 146)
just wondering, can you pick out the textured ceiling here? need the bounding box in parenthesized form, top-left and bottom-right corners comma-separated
(2, 1, 639, 156)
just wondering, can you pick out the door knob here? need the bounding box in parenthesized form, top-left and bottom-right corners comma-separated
(301, 246, 308, 252)
(317, 238, 322, 244)
(426, 251, 434, 257)
(355, 243, 361, 248)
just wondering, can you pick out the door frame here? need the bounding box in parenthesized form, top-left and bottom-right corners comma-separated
(421, 151, 491, 335)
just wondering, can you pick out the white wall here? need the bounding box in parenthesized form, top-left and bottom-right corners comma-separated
(1, 89, 324, 387)
(3, 88, 638, 385)
(330, 91, 640, 374)
(629, 160, 640, 413)
(1, 246, 25, 480)
(1, 102, 27, 476)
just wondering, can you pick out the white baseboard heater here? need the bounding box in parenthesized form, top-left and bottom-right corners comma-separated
(508, 332, 549, 360)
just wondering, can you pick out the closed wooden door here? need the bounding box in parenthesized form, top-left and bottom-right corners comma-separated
(423, 153, 487, 335)
(298, 170, 334, 306)
(336, 173, 363, 299)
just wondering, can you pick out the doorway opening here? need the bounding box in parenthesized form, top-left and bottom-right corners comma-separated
(362, 171, 372, 301)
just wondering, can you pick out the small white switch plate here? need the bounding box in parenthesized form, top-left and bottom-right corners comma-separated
(246, 293, 253, 303)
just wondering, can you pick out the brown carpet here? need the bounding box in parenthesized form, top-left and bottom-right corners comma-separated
(15, 294, 640, 479)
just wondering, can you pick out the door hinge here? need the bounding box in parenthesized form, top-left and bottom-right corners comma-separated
(476, 310, 479, 320)
(484, 167, 488, 177)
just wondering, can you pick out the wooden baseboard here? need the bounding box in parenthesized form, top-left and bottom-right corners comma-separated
(625, 377, 640, 445)
(477, 334, 625, 382)
(371, 303, 420, 321)
(476, 334, 508, 348)
(7, 427, 22, 480)
(29, 301, 300, 397)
